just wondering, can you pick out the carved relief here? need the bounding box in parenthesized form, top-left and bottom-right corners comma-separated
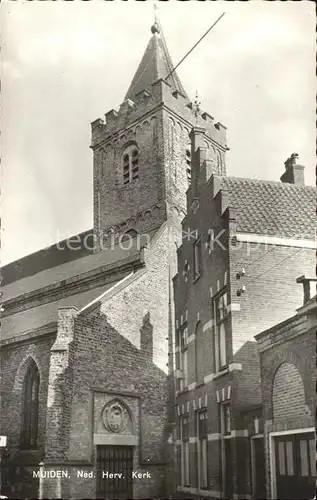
(168, 116, 175, 127)
(102, 400, 129, 434)
(134, 125, 141, 139)
(127, 129, 134, 140)
(102, 203, 164, 237)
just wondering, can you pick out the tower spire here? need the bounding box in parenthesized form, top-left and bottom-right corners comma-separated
(124, 14, 188, 101)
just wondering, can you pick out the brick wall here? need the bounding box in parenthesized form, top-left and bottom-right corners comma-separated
(0, 333, 55, 455)
(230, 243, 315, 352)
(94, 110, 167, 235)
(272, 361, 307, 421)
(259, 327, 315, 423)
(0, 332, 55, 498)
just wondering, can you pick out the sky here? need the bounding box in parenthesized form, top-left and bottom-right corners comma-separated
(1, 0, 315, 265)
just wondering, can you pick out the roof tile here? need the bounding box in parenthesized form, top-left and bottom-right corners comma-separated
(221, 176, 315, 239)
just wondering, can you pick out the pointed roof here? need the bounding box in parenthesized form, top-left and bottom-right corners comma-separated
(125, 19, 188, 101)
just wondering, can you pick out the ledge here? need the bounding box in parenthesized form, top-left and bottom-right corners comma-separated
(94, 433, 139, 446)
(0, 322, 57, 348)
(91, 387, 141, 398)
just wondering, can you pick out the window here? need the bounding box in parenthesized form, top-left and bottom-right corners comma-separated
(277, 439, 294, 476)
(122, 144, 139, 185)
(181, 415, 190, 486)
(213, 289, 228, 371)
(198, 411, 208, 489)
(206, 229, 214, 254)
(183, 259, 190, 282)
(186, 148, 191, 185)
(193, 238, 201, 280)
(222, 403, 231, 436)
(179, 326, 188, 390)
(299, 437, 316, 477)
(21, 360, 40, 449)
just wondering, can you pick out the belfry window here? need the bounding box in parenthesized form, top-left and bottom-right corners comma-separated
(186, 148, 191, 185)
(21, 359, 40, 449)
(123, 145, 139, 185)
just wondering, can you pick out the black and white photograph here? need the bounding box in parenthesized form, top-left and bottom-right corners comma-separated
(0, 1, 316, 499)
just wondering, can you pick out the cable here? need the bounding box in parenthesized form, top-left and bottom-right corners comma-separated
(166, 13, 226, 81)
(243, 247, 305, 286)
(236, 244, 278, 275)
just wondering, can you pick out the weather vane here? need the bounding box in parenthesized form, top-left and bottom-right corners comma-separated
(151, 0, 160, 34)
(153, 0, 158, 20)
(193, 91, 201, 122)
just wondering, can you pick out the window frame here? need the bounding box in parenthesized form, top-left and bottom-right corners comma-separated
(213, 288, 229, 372)
(20, 360, 40, 450)
(179, 325, 188, 390)
(181, 415, 190, 486)
(122, 144, 139, 185)
(221, 402, 231, 436)
(193, 237, 202, 281)
(197, 410, 208, 489)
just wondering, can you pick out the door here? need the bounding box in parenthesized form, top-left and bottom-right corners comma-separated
(275, 432, 316, 500)
(223, 439, 233, 499)
(96, 446, 133, 499)
(252, 437, 266, 500)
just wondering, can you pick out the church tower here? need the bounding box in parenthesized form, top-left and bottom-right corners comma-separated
(90, 18, 228, 247)
(88, 21, 229, 494)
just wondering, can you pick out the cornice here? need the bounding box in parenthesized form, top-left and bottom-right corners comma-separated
(91, 103, 163, 151)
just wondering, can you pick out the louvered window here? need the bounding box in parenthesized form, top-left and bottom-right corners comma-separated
(186, 148, 191, 185)
(122, 145, 139, 185)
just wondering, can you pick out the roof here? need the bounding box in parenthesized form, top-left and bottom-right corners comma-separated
(221, 176, 316, 239)
(1, 229, 94, 285)
(125, 20, 188, 101)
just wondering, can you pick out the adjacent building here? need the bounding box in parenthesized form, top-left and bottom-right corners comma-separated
(173, 126, 315, 499)
(255, 277, 316, 500)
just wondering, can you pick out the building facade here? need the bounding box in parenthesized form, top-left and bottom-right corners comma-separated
(0, 19, 224, 500)
(255, 278, 316, 500)
(173, 127, 315, 498)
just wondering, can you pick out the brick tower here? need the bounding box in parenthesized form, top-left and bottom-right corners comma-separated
(90, 17, 228, 248)
(88, 18, 229, 496)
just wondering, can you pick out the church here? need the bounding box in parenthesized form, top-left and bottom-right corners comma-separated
(1, 12, 315, 500)
(0, 16, 228, 500)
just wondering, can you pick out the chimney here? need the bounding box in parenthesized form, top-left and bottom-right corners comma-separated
(296, 275, 317, 305)
(280, 153, 305, 185)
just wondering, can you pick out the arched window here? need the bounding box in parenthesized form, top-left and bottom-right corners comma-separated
(122, 144, 139, 185)
(185, 147, 191, 185)
(21, 359, 40, 449)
